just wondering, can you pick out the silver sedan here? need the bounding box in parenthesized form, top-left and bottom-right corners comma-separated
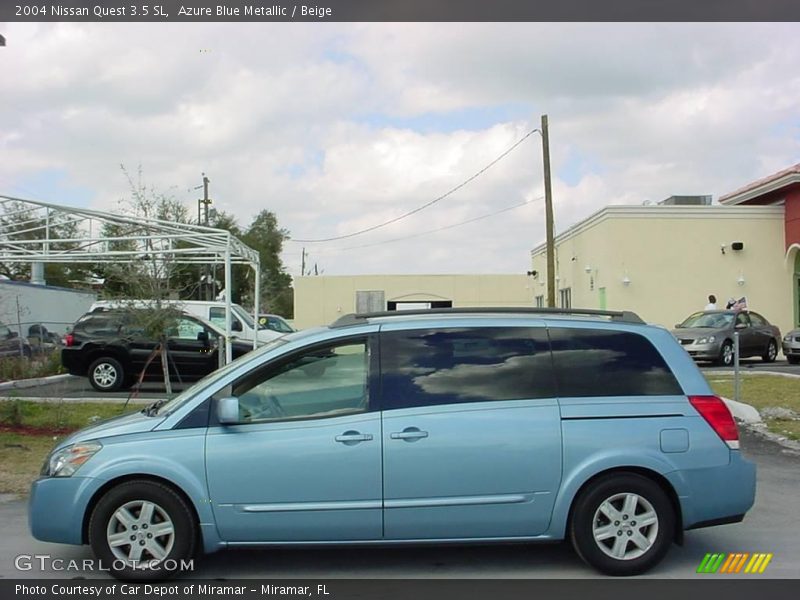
(671, 310, 781, 366)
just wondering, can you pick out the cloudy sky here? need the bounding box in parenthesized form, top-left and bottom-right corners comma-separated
(2, 22, 799, 277)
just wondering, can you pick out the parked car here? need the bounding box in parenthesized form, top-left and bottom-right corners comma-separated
(61, 309, 254, 392)
(90, 300, 284, 345)
(32, 307, 755, 580)
(0, 320, 31, 358)
(257, 313, 295, 333)
(27, 323, 62, 355)
(782, 329, 800, 364)
(671, 309, 781, 366)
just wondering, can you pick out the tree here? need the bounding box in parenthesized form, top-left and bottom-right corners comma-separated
(206, 209, 294, 318)
(243, 210, 294, 318)
(95, 165, 194, 300)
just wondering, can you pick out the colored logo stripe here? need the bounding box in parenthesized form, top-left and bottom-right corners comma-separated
(697, 553, 772, 574)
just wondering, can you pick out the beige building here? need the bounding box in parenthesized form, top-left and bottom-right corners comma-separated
(294, 274, 532, 329)
(530, 204, 791, 332)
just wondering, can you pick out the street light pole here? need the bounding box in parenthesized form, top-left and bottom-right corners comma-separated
(540, 115, 556, 308)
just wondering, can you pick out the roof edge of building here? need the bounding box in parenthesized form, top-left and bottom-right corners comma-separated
(530, 204, 785, 256)
(719, 164, 800, 205)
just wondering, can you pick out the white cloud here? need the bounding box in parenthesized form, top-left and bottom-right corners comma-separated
(1, 22, 799, 279)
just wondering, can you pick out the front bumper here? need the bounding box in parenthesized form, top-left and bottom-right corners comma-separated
(782, 342, 800, 358)
(29, 476, 99, 545)
(680, 341, 722, 361)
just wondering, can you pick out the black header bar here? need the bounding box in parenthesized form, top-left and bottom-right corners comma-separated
(3, 0, 800, 22)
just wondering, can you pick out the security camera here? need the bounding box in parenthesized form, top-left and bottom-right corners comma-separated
(720, 243, 726, 255)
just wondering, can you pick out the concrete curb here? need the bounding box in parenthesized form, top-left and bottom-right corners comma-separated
(0, 373, 74, 391)
(721, 396, 762, 424)
(0, 396, 152, 404)
(705, 369, 800, 379)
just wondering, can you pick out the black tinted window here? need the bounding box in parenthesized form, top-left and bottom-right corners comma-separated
(381, 327, 555, 410)
(74, 315, 121, 335)
(549, 328, 682, 397)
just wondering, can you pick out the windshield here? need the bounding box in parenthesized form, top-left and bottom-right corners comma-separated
(154, 336, 289, 416)
(232, 305, 255, 329)
(678, 312, 734, 329)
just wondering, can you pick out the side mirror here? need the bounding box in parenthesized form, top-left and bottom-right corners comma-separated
(197, 330, 210, 345)
(217, 396, 240, 424)
(674, 324, 681, 329)
(8, 331, 18, 339)
(232, 320, 243, 332)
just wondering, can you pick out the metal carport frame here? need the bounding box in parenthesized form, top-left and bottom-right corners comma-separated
(0, 194, 261, 364)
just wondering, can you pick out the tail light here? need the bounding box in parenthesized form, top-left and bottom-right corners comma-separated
(64, 333, 75, 347)
(689, 395, 739, 449)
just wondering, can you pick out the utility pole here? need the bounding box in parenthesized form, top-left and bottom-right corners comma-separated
(198, 173, 213, 300)
(541, 114, 556, 308)
(301, 248, 307, 276)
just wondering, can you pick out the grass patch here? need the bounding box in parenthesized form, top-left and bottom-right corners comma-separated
(0, 399, 133, 432)
(0, 351, 64, 382)
(0, 401, 141, 495)
(707, 374, 800, 441)
(0, 432, 59, 495)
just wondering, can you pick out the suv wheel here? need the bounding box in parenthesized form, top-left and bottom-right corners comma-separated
(88, 480, 197, 581)
(570, 473, 674, 576)
(762, 340, 777, 363)
(718, 341, 734, 367)
(88, 357, 125, 392)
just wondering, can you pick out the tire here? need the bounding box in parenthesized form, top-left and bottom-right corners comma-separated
(88, 356, 125, 392)
(88, 480, 197, 581)
(762, 340, 778, 363)
(718, 341, 734, 367)
(569, 473, 675, 576)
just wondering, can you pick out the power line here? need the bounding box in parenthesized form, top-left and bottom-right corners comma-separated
(298, 196, 543, 255)
(290, 127, 540, 243)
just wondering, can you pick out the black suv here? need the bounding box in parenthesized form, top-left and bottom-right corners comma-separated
(62, 309, 253, 392)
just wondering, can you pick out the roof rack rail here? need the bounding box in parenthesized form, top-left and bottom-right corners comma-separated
(330, 307, 645, 328)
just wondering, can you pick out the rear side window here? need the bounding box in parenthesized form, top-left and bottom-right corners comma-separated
(74, 315, 121, 335)
(381, 327, 555, 410)
(548, 327, 682, 397)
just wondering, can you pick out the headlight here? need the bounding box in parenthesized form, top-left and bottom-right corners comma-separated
(696, 336, 716, 344)
(785, 335, 793, 342)
(42, 441, 102, 477)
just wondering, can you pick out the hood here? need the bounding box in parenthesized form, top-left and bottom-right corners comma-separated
(671, 326, 726, 339)
(54, 409, 165, 450)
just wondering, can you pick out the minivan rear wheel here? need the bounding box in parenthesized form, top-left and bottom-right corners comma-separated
(88, 480, 197, 581)
(570, 473, 674, 576)
(88, 357, 125, 392)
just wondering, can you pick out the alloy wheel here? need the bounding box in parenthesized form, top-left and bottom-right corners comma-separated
(106, 500, 175, 568)
(591, 492, 659, 560)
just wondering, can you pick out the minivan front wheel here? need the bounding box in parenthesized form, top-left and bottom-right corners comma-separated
(570, 473, 674, 576)
(88, 480, 197, 581)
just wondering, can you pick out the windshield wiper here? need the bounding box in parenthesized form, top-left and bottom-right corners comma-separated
(143, 399, 168, 416)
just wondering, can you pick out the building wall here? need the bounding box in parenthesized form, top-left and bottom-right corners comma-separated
(294, 274, 532, 329)
(0, 281, 97, 336)
(531, 206, 793, 334)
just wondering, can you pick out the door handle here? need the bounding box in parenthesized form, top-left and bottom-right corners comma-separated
(390, 427, 429, 441)
(335, 431, 373, 444)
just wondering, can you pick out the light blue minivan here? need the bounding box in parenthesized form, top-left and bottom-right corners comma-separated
(29, 308, 756, 580)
